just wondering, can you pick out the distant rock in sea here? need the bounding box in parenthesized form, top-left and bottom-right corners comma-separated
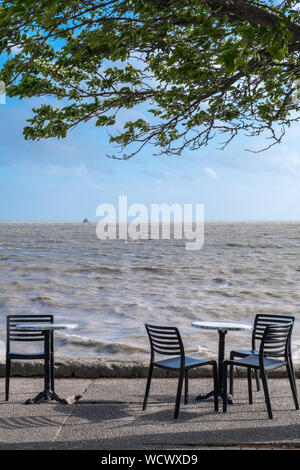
(83, 218, 89, 223)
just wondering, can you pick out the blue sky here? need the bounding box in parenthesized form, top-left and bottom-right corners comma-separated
(1, 91, 300, 222)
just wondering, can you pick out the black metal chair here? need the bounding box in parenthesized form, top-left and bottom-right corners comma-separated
(229, 314, 295, 395)
(143, 324, 218, 419)
(5, 315, 54, 401)
(223, 322, 299, 419)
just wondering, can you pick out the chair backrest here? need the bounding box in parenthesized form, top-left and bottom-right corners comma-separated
(259, 322, 293, 360)
(6, 315, 53, 352)
(252, 314, 295, 351)
(145, 324, 185, 359)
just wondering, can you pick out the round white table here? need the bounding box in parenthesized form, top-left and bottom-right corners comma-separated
(15, 323, 77, 404)
(192, 321, 253, 404)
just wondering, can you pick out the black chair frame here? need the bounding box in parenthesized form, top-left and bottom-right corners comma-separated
(6, 315, 54, 401)
(223, 322, 299, 419)
(143, 324, 218, 419)
(229, 314, 296, 395)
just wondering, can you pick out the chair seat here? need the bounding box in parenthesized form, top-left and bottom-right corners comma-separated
(228, 354, 286, 370)
(8, 352, 45, 359)
(231, 349, 258, 357)
(153, 355, 212, 370)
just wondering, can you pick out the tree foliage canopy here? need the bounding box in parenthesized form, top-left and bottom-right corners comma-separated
(0, 0, 300, 158)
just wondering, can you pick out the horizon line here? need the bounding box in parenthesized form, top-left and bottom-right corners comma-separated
(1, 219, 300, 224)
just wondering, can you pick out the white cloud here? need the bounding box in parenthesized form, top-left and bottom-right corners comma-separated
(41, 163, 88, 176)
(204, 167, 219, 179)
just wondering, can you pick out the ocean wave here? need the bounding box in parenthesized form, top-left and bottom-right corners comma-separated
(225, 243, 245, 248)
(31, 296, 54, 304)
(225, 243, 285, 249)
(213, 278, 233, 288)
(67, 266, 123, 274)
(133, 266, 172, 273)
(14, 264, 53, 272)
(56, 332, 147, 355)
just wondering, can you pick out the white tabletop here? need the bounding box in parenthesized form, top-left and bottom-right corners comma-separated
(192, 321, 252, 332)
(15, 323, 78, 331)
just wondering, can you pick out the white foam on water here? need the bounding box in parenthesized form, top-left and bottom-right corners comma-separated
(0, 340, 5, 359)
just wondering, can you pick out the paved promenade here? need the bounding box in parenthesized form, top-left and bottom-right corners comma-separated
(0, 377, 299, 450)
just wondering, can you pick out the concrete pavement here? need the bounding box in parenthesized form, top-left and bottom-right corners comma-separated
(0, 377, 300, 450)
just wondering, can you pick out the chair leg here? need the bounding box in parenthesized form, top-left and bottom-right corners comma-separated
(254, 369, 260, 392)
(288, 356, 297, 393)
(223, 362, 228, 413)
(50, 355, 54, 392)
(143, 364, 153, 411)
(212, 362, 219, 412)
(174, 369, 184, 419)
(260, 368, 273, 419)
(229, 352, 234, 396)
(5, 357, 11, 401)
(286, 362, 299, 410)
(184, 368, 188, 405)
(247, 368, 253, 404)
(50, 332, 55, 392)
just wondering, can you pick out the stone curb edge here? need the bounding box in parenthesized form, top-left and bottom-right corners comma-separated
(0, 358, 298, 379)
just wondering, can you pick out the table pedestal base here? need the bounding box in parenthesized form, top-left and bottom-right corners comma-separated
(195, 390, 234, 405)
(24, 329, 69, 405)
(195, 329, 234, 405)
(25, 390, 68, 405)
